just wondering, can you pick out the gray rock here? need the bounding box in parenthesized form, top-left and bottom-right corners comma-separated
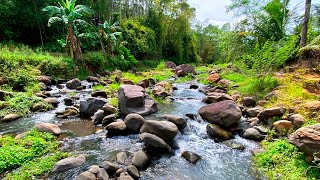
(52, 155, 86, 172)
(44, 98, 59, 107)
(124, 113, 146, 133)
(74, 171, 96, 180)
(119, 173, 134, 180)
(92, 110, 106, 125)
(127, 165, 140, 179)
(35, 123, 61, 135)
(87, 76, 99, 82)
(66, 78, 81, 89)
(100, 161, 121, 172)
(102, 114, 117, 126)
(64, 98, 73, 106)
(163, 114, 187, 130)
(139, 133, 171, 152)
(202, 93, 233, 104)
(80, 98, 107, 117)
(257, 107, 285, 120)
(222, 140, 245, 150)
(206, 124, 233, 141)
(116, 152, 128, 164)
(242, 128, 265, 141)
(181, 151, 201, 164)
(132, 150, 149, 170)
(91, 90, 107, 98)
(175, 64, 196, 77)
(140, 120, 178, 141)
(246, 107, 263, 117)
(242, 97, 256, 107)
(288, 114, 305, 129)
(102, 104, 117, 115)
(106, 121, 127, 136)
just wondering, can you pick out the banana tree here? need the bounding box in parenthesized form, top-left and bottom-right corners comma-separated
(43, 0, 93, 59)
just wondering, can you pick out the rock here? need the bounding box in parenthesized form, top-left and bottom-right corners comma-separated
(74, 171, 96, 180)
(64, 98, 73, 106)
(132, 150, 149, 170)
(190, 84, 199, 89)
(162, 114, 187, 130)
(35, 123, 61, 135)
(38, 76, 52, 85)
(265, 90, 280, 100)
(165, 61, 177, 69)
(305, 101, 320, 111)
(242, 128, 265, 141)
(39, 82, 48, 91)
(242, 97, 256, 107)
(91, 91, 107, 98)
(148, 78, 156, 86)
(202, 93, 233, 104)
(35, 92, 47, 98)
(258, 100, 268, 107)
(118, 85, 158, 116)
(66, 78, 82, 89)
(206, 124, 233, 141)
(2, 114, 20, 122)
(100, 161, 121, 172)
(246, 107, 263, 117)
(257, 107, 285, 120)
(56, 108, 79, 118)
(175, 64, 196, 77)
(217, 79, 231, 88)
(80, 98, 107, 117)
(116, 152, 128, 164)
(92, 110, 106, 125)
(15, 132, 27, 139)
(181, 151, 201, 164)
(289, 124, 320, 158)
(124, 113, 146, 133)
(119, 173, 134, 180)
(106, 121, 127, 136)
(52, 155, 86, 172)
(222, 140, 245, 150)
(153, 81, 172, 98)
(87, 76, 99, 82)
(252, 149, 265, 156)
(288, 114, 305, 129)
(140, 120, 178, 141)
(102, 114, 117, 126)
(139, 133, 171, 152)
(102, 70, 112, 76)
(116, 168, 124, 176)
(127, 165, 140, 179)
(273, 120, 293, 134)
(198, 100, 242, 128)
(137, 79, 149, 89)
(44, 98, 59, 107)
(254, 125, 269, 135)
(207, 73, 221, 83)
(31, 103, 45, 112)
(120, 78, 134, 85)
(101, 104, 117, 115)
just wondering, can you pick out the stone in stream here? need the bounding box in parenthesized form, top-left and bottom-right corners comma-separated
(52, 155, 86, 172)
(132, 150, 150, 170)
(101, 104, 117, 115)
(91, 90, 107, 98)
(139, 133, 172, 152)
(137, 79, 150, 89)
(74, 171, 96, 180)
(92, 109, 106, 125)
(202, 92, 233, 104)
(2, 113, 20, 122)
(87, 76, 99, 82)
(198, 100, 242, 128)
(116, 151, 128, 164)
(119, 172, 134, 180)
(222, 140, 245, 150)
(80, 97, 107, 118)
(241, 128, 265, 141)
(257, 107, 285, 120)
(66, 78, 82, 89)
(105, 121, 127, 136)
(140, 120, 178, 142)
(100, 161, 121, 173)
(44, 98, 59, 107)
(206, 124, 233, 141)
(35, 123, 61, 135)
(88, 165, 109, 180)
(162, 114, 187, 130)
(181, 151, 201, 164)
(124, 113, 146, 133)
(118, 85, 158, 116)
(38, 75, 52, 85)
(64, 97, 73, 106)
(190, 84, 199, 89)
(102, 114, 117, 126)
(127, 165, 140, 179)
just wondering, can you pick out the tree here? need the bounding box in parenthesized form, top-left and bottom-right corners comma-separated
(43, 0, 93, 59)
(300, 0, 312, 47)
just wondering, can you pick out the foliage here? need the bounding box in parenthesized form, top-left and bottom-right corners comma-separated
(254, 139, 320, 180)
(0, 129, 60, 174)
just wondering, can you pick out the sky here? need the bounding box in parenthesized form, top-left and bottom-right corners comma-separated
(188, 0, 306, 26)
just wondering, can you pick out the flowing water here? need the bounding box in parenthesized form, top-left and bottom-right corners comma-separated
(0, 82, 261, 180)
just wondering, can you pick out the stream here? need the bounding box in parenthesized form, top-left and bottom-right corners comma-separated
(0, 82, 260, 180)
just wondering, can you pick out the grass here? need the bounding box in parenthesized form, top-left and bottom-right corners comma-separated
(0, 129, 64, 177)
(92, 85, 105, 91)
(174, 74, 195, 83)
(253, 139, 320, 180)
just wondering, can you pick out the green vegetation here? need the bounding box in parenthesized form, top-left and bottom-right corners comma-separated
(254, 139, 320, 180)
(0, 129, 66, 179)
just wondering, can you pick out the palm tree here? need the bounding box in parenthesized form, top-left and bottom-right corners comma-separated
(43, 0, 93, 59)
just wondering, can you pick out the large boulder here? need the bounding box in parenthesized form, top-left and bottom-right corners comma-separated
(132, 150, 149, 170)
(162, 114, 187, 130)
(52, 155, 86, 172)
(175, 64, 196, 77)
(124, 113, 146, 133)
(289, 124, 320, 158)
(118, 85, 158, 116)
(139, 133, 171, 152)
(80, 98, 107, 117)
(181, 151, 201, 164)
(257, 107, 285, 120)
(2, 113, 20, 122)
(198, 100, 242, 128)
(202, 93, 233, 104)
(66, 78, 82, 89)
(206, 124, 233, 141)
(35, 123, 61, 135)
(140, 120, 178, 141)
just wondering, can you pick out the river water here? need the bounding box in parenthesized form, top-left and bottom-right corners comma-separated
(0, 82, 261, 180)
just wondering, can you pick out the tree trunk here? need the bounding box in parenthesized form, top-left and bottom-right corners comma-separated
(300, 0, 311, 47)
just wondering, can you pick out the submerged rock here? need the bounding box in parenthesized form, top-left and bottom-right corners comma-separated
(52, 155, 86, 172)
(35, 123, 61, 135)
(222, 140, 245, 150)
(181, 151, 201, 164)
(2, 113, 20, 122)
(206, 124, 233, 141)
(162, 114, 187, 130)
(199, 100, 242, 128)
(140, 120, 178, 141)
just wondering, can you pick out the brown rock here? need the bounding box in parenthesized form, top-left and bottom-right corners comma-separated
(35, 123, 61, 135)
(140, 120, 178, 141)
(2, 114, 20, 122)
(206, 124, 233, 141)
(207, 73, 221, 83)
(305, 101, 320, 111)
(273, 120, 293, 134)
(202, 92, 233, 104)
(257, 107, 285, 120)
(181, 151, 201, 164)
(132, 150, 149, 170)
(44, 98, 59, 107)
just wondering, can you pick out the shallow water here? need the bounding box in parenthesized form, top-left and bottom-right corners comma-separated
(0, 81, 260, 180)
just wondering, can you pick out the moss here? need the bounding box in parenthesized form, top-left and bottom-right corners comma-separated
(253, 139, 320, 180)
